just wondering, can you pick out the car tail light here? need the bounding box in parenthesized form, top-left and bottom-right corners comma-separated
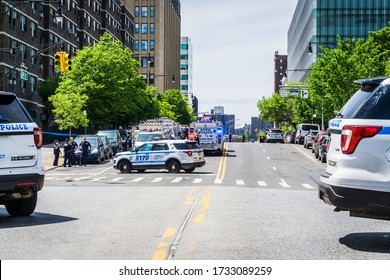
(33, 127, 43, 149)
(341, 125, 382, 154)
(184, 151, 193, 157)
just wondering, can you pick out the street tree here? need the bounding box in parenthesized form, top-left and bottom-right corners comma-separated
(159, 89, 192, 124)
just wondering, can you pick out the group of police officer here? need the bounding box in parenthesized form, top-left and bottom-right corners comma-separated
(53, 137, 91, 167)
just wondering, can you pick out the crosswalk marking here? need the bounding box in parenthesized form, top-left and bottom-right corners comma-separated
(74, 177, 90, 181)
(193, 178, 202, 183)
(236, 180, 244, 185)
(152, 177, 163, 183)
(52, 176, 72, 181)
(92, 177, 106, 182)
(279, 179, 292, 188)
(131, 177, 144, 182)
(214, 179, 222, 184)
(257, 181, 267, 187)
(171, 177, 183, 183)
(111, 177, 124, 182)
(45, 177, 55, 181)
(302, 183, 315, 189)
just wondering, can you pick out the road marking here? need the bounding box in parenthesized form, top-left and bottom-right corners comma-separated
(111, 177, 123, 182)
(152, 228, 177, 260)
(171, 177, 183, 183)
(45, 177, 55, 180)
(74, 177, 90, 181)
(279, 178, 292, 188)
(302, 183, 315, 189)
(262, 149, 266, 152)
(215, 142, 228, 183)
(214, 178, 222, 184)
(236, 180, 244, 185)
(193, 178, 202, 183)
(292, 144, 325, 166)
(267, 156, 271, 160)
(92, 177, 106, 182)
(152, 177, 163, 183)
(273, 166, 277, 171)
(193, 193, 211, 224)
(52, 176, 72, 181)
(257, 181, 267, 187)
(131, 177, 144, 182)
(185, 189, 199, 205)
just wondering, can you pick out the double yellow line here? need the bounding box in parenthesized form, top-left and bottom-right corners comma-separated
(215, 142, 228, 182)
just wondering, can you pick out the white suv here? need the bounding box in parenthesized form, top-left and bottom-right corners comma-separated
(295, 123, 320, 144)
(0, 92, 44, 216)
(319, 77, 390, 220)
(113, 139, 206, 173)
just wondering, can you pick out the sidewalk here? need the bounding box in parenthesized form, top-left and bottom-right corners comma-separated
(42, 147, 57, 171)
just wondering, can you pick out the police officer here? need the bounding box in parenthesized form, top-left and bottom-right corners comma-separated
(53, 139, 62, 166)
(63, 139, 72, 167)
(79, 137, 91, 166)
(69, 137, 78, 166)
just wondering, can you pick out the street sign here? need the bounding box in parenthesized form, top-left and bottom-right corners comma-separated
(301, 89, 309, 98)
(280, 89, 288, 97)
(290, 89, 299, 96)
(20, 70, 28, 81)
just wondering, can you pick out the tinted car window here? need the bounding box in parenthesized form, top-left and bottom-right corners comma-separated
(173, 143, 190, 150)
(152, 143, 169, 151)
(301, 125, 319, 131)
(338, 89, 371, 118)
(186, 143, 201, 149)
(354, 84, 390, 119)
(0, 94, 32, 123)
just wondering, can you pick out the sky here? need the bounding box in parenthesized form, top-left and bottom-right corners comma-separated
(180, 0, 299, 126)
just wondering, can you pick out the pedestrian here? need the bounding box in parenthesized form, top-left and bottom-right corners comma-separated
(79, 137, 91, 166)
(63, 139, 72, 167)
(69, 136, 78, 166)
(53, 139, 62, 166)
(125, 131, 132, 151)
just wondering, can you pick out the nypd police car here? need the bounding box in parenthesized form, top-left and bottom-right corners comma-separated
(113, 140, 205, 173)
(319, 77, 390, 220)
(0, 92, 44, 216)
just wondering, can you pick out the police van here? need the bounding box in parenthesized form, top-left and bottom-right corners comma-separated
(113, 139, 205, 173)
(319, 77, 390, 221)
(0, 92, 44, 216)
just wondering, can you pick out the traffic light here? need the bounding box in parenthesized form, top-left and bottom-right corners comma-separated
(62, 52, 72, 72)
(54, 52, 63, 73)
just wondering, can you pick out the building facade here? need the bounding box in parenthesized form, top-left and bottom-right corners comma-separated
(125, 0, 181, 92)
(288, 0, 390, 83)
(0, 0, 135, 126)
(180, 36, 192, 107)
(273, 50, 287, 93)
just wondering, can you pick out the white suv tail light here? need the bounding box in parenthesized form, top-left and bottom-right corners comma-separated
(33, 127, 43, 149)
(341, 125, 382, 154)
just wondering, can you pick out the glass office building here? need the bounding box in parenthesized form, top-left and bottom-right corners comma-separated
(288, 0, 390, 83)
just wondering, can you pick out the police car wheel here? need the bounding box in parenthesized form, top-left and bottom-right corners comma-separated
(167, 159, 181, 173)
(5, 192, 37, 217)
(184, 167, 195, 173)
(118, 160, 132, 173)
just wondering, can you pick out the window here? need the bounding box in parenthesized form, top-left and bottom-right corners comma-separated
(354, 85, 390, 119)
(135, 6, 139, 17)
(141, 6, 147, 17)
(180, 85, 189, 91)
(152, 143, 168, 151)
(150, 6, 155, 17)
(30, 49, 37, 65)
(20, 15, 27, 32)
(150, 23, 155, 34)
(181, 44, 188, 50)
(150, 40, 154, 50)
(31, 22, 37, 37)
(141, 57, 148, 68)
(180, 75, 188, 80)
(181, 54, 189, 59)
(30, 76, 37, 92)
(141, 23, 148, 34)
(135, 40, 139, 50)
(180, 64, 188, 70)
(141, 40, 148, 50)
(135, 23, 139, 34)
(138, 143, 153, 151)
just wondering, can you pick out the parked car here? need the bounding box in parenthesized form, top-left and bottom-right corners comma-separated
(295, 123, 320, 144)
(265, 129, 284, 143)
(319, 77, 390, 221)
(100, 135, 113, 159)
(96, 130, 122, 155)
(0, 91, 44, 216)
(303, 129, 319, 149)
(113, 139, 206, 173)
(74, 135, 105, 164)
(312, 131, 328, 157)
(318, 135, 330, 163)
(284, 129, 296, 143)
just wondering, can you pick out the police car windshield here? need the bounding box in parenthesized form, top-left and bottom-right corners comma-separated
(137, 133, 163, 142)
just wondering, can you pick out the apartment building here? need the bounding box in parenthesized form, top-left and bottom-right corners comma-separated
(180, 36, 192, 106)
(125, 0, 181, 92)
(0, 0, 135, 126)
(273, 50, 287, 93)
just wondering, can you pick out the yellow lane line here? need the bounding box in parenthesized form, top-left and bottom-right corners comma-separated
(193, 192, 211, 224)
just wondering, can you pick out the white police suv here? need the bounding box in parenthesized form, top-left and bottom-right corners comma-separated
(0, 92, 44, 216)
(319, 77, 390, 220)
(113, 140, 205, 173)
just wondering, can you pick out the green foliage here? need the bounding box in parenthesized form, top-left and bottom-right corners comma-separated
(37, 77, 60, 127)
(51, 32, 160, 128)
(159, 89, 192, 124)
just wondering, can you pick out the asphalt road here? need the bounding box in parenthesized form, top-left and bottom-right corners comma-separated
(1, 142, 389, 260)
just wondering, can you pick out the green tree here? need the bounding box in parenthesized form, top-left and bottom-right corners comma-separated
(37, 76, 60, 128)
(52, 32, 159, 128)
(159, 89, 192, 124)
